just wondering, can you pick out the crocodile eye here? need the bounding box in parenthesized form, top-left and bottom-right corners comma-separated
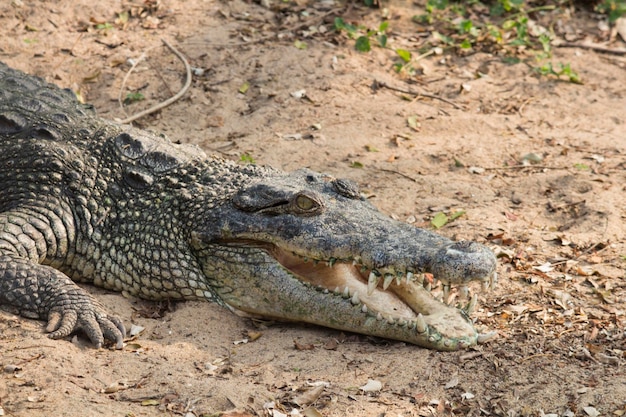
(295, 194, 316, 210)
(293, 192, 324, 215)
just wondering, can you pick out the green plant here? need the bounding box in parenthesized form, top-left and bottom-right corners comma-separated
(412, 1, 584, 83)
(595, 0, 626, 22)
(123, 92, 145, 105)
(335, 18, 389, 52)
(240, 153, 256, 164)
(393, 48, 417, 74)
(534, 62, 582, 84)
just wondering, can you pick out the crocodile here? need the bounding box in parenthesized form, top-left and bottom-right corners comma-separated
(0, 62, 497, 351)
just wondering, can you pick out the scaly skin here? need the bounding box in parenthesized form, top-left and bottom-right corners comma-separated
(0, 62, 497, 351)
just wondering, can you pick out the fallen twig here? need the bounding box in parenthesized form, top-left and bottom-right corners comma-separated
(554, 40, 626, 56)
(119, 39, 192, 124)
(377, 168, 420, 183)
(482, 164, 569, 171)
(374, 80, 464, 110)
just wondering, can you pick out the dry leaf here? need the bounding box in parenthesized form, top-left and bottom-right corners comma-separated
(444, 377, 459, 389)
(583, 406, 600, 417)
(302, 408, 323, 417)
(247, 331, 263, 342)
(292, 385, 324, 406)
(294, 340, 315, 351)
(360, 379, 382, 392)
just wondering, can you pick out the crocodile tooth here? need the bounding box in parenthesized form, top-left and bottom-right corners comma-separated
(323, 289, 329, 294)
(464, 293, 478, 315)
(383, 274, 394, 290)
(342, 287, 350, 298)
(328, 257, 337, 267)
(386, 316, 395, 325)
(351, 291, 360, 305)
(424, 282, 432, 292)
(406, 271, 414, 284)
(415, 313, 427, 333)
(415, 273, 424, 284)
(398, 319, 407, 327)
(333, 287, 340, 294)
(361, 304, 368, 313)
(376, 312, 383, 321)
(395, 272, 403, 286)
(367, 272, 381, 296)
(481, 280, 489, 291)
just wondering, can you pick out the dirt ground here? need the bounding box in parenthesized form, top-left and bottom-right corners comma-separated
(0, 0, 625, 416)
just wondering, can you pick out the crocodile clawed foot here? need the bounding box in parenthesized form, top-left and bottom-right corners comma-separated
(47, 300, 126, 349)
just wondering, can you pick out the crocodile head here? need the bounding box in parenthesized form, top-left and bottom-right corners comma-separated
(192, 169, 497, 350)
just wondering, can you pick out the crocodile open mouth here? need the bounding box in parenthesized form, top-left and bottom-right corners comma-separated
(210, 239, 497, 349)
(271, 247, 492, 326)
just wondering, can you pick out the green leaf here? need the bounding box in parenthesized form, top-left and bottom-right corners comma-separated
(238, 82, 250, 94)
(378, 21, 389, 32)
(460, 39, 472, 49)
(433, 31, 454, 45)
(574, 163, 590, 171)
(350, 161, 364, 168)
(334, 17, 346, 30)
(240, 153, 256, 164)
(396, 49, 412, 63)
(407, 115, 420, 131)
(413, 13, 432, 24)
(502, 19, 517, 30)
(355, 36, 371, 52)
(293, 40, 307, 50)
(449, 210, 466, 221)
(334, 17, 357, 34)
(427, 0, 448, 11)
(431, 212, 449, 229)
(377, 34, 388, 48)
(124, 92, 145, 104)
(459, 19, 473, 34)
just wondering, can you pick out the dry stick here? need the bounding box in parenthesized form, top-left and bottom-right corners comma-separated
(377, 168, 419, 183)
(482, 164, 569, 171)
(119, 39, 192, 125)
(118, 49, 151, 117)
(554, 41, 626, 56)
(374, 80, 464, 110)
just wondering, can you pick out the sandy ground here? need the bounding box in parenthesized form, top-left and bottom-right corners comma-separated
(0, 0, 625, 416)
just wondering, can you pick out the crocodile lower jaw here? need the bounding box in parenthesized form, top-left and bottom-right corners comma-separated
(271, 247, 490, 347)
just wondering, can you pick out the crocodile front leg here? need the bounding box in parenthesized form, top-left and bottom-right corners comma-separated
(0, 211, 125, 348)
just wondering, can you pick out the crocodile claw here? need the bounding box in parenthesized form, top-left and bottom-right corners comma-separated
(47, 300, 126, 349)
